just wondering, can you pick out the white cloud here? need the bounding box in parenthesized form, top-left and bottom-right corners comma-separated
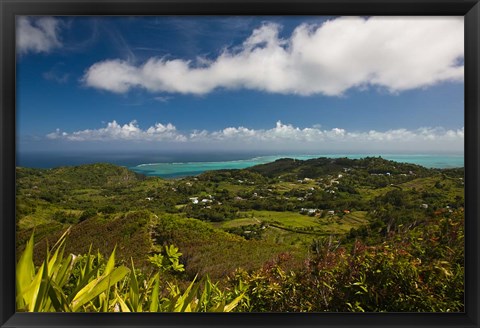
(46, 120, 464, 153)
(189, 121, 463, 145)
(17, 17, 62, 54)
(47, 120, 187, 142)
(83, 17, 463, 96)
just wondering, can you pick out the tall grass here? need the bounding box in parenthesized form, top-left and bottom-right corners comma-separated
(16, 229, 244, 312)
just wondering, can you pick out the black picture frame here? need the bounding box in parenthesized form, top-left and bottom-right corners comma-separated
(1, 1, 479, 327)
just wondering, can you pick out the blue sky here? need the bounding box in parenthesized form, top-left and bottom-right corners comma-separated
(17, 16, 464, 155)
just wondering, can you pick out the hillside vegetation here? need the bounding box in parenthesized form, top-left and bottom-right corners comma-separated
(16, 157, 464, 312)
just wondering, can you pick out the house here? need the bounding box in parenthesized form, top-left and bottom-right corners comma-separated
(327, 210, 335, 215)
(421, 203, 429, 209)
(300, 208, 318, 215)
(189, 197, 199, 204)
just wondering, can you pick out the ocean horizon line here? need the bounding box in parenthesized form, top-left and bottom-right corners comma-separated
(16, 152, 464, 174)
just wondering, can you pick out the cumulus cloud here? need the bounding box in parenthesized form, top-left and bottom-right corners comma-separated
(46, 120, 464, 152)
(83, 17, 463, 96)
(17, 17, 62, 54)
(46, 120, 187, 142)
(189, 121, 463, 144)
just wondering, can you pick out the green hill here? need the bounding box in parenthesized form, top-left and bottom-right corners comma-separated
(16, 163, 145, 189)
(15, 157, 464, 283)
(14, 157, 465, 312)
(17, 210, 153, 267)
(151, 214, 300, 279)
(245, 156, 432, 180)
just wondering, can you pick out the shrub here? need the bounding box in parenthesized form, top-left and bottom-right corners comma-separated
(230, 212, 464, 312)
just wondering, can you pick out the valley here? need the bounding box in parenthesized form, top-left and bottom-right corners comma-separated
(15, 156, 465, 312)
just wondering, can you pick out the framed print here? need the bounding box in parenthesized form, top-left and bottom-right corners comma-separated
(1, 0, 479, 327)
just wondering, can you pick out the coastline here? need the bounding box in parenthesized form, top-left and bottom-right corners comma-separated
(15, 151, 464, 178)
(128, 154, 465, 178)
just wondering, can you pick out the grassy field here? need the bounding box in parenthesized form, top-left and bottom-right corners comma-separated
(212, 210, 370, 247)
(399, 176, 464, 197)
(216, 182, 254, 194)
(18, 201, 61, 230)
(357, 175, 464, 200)
(242, 210, 368, 229)
(356, 185, 398, 200)
(271, 180, 318, 194)
(213, 217, 261, 229)
(246, 210, 320, 228)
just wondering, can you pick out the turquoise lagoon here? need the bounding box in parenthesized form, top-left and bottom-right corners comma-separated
(129, 154, 464, 178)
